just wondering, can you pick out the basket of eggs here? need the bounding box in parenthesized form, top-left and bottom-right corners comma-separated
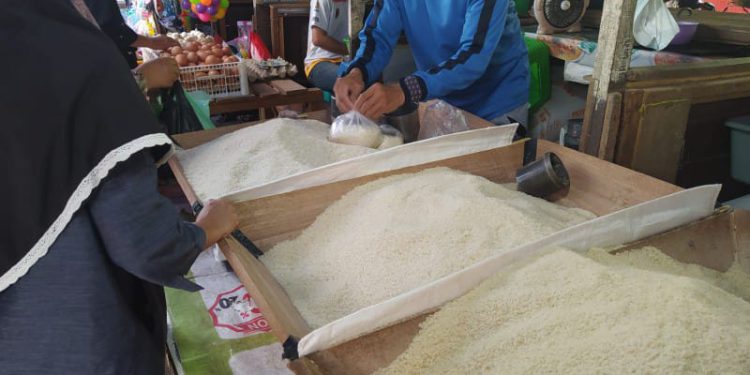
(157, 38, 248, 99)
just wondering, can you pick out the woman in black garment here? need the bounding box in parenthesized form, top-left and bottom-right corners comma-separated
(0, 1, 238, 373)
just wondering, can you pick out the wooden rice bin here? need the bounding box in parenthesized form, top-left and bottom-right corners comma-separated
(166, 115, 733, 374)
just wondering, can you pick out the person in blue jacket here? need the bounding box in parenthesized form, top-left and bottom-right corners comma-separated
(334, 0, 530, 129)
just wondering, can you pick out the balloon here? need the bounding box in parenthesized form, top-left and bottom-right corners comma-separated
(198, 12, 212, 22)
(211, 0, 219, 5)
(200, 0, 212, 6)
(220, 0, 229, 9)
(196, 3, 207, 12)
(190, 3, 198, 13)
(189, 0, 199, 4)
(207, 5, 218, 15)
(215, 7, 226, 19)
(181, 0, 191, 9)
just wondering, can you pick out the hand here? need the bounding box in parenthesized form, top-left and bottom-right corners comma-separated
(136, 57, 179, 90)
(354, 83, 405, 121)
(146, 35, 180, 51)
(195, 199, 239, 249)
(333, 68, 365, 113)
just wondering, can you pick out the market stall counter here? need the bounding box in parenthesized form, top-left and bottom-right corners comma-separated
(164, 105, 737, 374)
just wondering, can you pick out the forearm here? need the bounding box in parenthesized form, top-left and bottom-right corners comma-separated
(314, 34, 349, 56)
(130, 34, 151, 48)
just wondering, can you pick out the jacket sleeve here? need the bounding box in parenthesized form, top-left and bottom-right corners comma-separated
(401, 0, 509, 103)
(339, 0, 403, 85)
(89, 151, 206, 292)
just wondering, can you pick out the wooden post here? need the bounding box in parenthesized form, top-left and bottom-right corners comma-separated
(580, 0, 636, 157)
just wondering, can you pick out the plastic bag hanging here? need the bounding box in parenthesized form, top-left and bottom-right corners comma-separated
(633, 0, 680, 50)
(158, 81, 207, 135)
(329, 111, 384, 148)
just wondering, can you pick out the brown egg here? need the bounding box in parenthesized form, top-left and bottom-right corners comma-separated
(186, 51, 198, 63)
(199, 44, 211, 51)
(205, 55, 221, 65)
(195, 71, 207, 78)
(174, 53, 188, 66)
(188, 62, 197, 67)
(225, 56, 239, 63)
(196, 51, 209, 62)
(169, 46, 183, 55)
(222, 46, 232, 56)
(212, 50, 224, 59)
(208, 69, 222, 76)
(185, 42, 199, 52)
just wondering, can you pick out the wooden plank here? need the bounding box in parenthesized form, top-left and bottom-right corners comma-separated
(251, 82, 280, 97)
(614, 89, 646, 167)
(580, 0, 636, 157)
(628, 98, 692, 183)
(734, 209, 750, 275)
(597, 91, 622, 161)
(270, 5, 282, 58)
(626, 58, 750, 83)
(537, 141, 681, 216)
(270, 79, 308, 95)
(219, 239, 325, 375)
(220, 238, 312, 340)
(209, 89, 324, 115)
(627, 76, 750, 105)
(618, 208, 736, 272)
(253, 3, 273, 52)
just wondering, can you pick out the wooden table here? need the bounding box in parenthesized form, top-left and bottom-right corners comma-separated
(209, 87, 325, 116)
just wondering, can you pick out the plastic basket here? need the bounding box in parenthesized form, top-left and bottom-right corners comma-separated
(179, 61, 249, 99)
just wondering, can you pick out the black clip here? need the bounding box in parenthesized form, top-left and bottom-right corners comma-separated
(192, 201, 264, 259)
(282, 336, 299, 360)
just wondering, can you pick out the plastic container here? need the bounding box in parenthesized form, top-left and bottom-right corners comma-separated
(670, 21, 699, 46)
(525, 37, 551, 112)
(516, 152, 570, 199)
(726, 115, 750, 185)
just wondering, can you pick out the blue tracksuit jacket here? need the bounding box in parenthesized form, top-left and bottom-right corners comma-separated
(341, 0, 530, 121)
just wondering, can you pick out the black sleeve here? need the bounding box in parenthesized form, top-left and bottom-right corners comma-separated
(85, 0, 139, 66)
(89, 151, 206, 292)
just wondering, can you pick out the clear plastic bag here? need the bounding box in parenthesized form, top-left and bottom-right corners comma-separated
(378, 124, 404, 150)
(418, 100, 469, 140)
(329, 111, 384, 148)
(633, 0, 680, 50)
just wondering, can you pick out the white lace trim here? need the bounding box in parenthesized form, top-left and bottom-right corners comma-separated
(0, 133, 174, 292)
